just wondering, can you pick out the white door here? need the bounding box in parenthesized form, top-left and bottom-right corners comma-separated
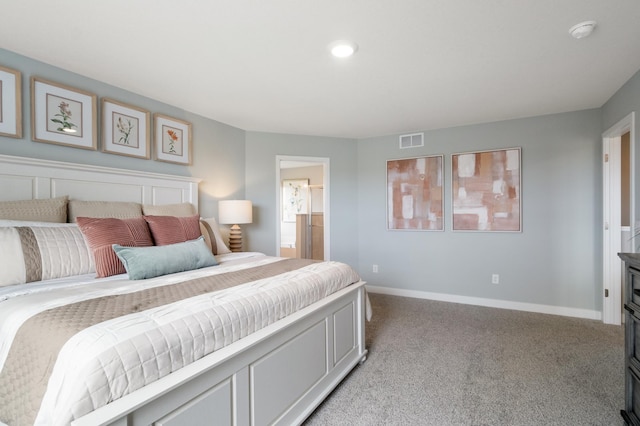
(602, 112, 635, 325)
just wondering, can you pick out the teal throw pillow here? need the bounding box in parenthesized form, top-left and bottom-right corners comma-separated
(113, 236, 218, 280)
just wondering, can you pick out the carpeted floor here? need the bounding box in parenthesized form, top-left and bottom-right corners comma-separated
(303, 293, 625, 426)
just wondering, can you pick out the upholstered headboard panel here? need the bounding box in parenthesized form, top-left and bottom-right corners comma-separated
(0, 154, 200, 208)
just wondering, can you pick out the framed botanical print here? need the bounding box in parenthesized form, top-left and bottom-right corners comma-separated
(452, 147, 521, 232)
(387, 155, 444, 231)
(31, 77, 97, 149)
(282, 178, 309, 222)
(101, 98, 150, 159)
(153, 113, 192, 165)
(0, 65, 22, 138)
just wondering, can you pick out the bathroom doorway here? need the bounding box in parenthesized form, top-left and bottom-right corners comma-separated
(275, 155, 330, 260)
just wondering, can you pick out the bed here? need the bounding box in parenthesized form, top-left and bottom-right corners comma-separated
(0, 154, 368, 426)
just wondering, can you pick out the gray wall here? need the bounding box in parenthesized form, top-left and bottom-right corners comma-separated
(602, 68, 640, 219)
(245, 132, 358, 267)
(0, 48, 246, 218)
(5, 46, 640, 313)
(357, 110, 603, 311)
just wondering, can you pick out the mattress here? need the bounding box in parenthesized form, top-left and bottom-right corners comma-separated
(0, 252, 361, 426)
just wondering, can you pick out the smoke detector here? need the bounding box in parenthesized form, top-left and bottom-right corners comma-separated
(569, 21, 596, 39)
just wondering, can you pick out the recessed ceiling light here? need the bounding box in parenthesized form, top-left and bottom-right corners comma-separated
(569, 21, 596, 39)
(329, 40, 358, 58)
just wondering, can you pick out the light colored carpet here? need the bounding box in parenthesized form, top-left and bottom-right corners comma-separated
(304, 293, 625, 426)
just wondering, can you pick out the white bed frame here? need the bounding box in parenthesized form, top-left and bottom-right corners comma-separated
(0, 154, 368, 426)
(0, 154, 200, 206)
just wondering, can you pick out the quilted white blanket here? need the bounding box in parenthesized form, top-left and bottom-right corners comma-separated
(0, 253, 361, 426)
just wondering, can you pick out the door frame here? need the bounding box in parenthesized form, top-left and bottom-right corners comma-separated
(602, 112, 635, 325)
(275, 155, 330, 260)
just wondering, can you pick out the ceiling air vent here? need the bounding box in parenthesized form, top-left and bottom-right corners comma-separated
(399, 133, 424, 149)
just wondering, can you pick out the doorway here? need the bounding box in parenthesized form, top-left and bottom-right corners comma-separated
(275, 155, 330, 260)
(602, 112, 635, 325)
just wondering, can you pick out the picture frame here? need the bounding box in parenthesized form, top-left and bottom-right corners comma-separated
(387, 155, 444, 231)
(0, 65, 22, 138)
(153, 113, 192, 165)
(30, 77, 97, 150)
(452, 147, 521, 232)
(282, 178, 309, 222)
(101, 98, 150, 159)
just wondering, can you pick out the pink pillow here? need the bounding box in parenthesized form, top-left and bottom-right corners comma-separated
(144, 215, 202, 246)
(77, 216, 154, 277)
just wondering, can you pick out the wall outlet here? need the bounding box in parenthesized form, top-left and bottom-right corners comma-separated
(373, 264, 379, 273)
(492, 274, 500, 284)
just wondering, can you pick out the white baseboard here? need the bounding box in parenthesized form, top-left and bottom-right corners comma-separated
(365, 285, 602, 321)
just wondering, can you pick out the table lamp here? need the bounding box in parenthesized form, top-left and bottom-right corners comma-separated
(218, 200, 253, 252)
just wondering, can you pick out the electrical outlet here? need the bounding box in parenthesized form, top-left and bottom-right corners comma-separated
(492, 274, 499, 284)
(373, 264, 379, 273)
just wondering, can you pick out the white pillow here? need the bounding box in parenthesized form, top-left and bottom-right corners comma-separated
(200, 217, 231, 255)
(0, 224, 95, 286)
(0, 220, 77, 227)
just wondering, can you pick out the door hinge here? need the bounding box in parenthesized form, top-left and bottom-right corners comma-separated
(604, 153, 609, 162)
(605, 289, 609, 297)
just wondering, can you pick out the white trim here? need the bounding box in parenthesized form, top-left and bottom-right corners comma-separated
(602, 112, 635, 325)
(275, 155, 330, 260)
(602, 112, 636, 237)
(366, 285, 602, 320)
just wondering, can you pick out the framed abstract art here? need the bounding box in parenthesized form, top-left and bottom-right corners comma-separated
(452, 147, 521, 232)
(387, 155, 443, 231)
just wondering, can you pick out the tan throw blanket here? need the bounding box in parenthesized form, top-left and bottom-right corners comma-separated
(0, 258, 316, 426)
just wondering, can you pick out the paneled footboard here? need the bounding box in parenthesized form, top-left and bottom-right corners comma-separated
(72, 281, 368, 426)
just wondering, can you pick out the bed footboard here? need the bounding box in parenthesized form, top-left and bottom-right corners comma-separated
(72, 281, 368, 426)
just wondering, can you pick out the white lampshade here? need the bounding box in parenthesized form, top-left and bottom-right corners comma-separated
(218, 200, 253, 225)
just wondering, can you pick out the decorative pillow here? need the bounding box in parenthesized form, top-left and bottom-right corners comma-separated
(144, 215, 202, 246)
(142, 202, 196, 217)
(113, 237, 218, 280)
(0, 220, 77, 228)
(76, 216, 153, 277)
(68, 200, 142, 222)
(0, 196, 68, 223)
(0, 224, 94, 287)
(200, 217, 232, 255)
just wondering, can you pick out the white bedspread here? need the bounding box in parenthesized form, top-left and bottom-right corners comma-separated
(0, 253, 361, 426)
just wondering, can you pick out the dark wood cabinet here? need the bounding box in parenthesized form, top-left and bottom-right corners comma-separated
(620, 253, 640, 425)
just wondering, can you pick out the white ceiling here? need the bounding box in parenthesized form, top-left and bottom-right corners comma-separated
(2, 1, 640, 139)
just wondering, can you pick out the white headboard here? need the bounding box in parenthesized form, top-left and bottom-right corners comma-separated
(0, 154, 201, 208)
